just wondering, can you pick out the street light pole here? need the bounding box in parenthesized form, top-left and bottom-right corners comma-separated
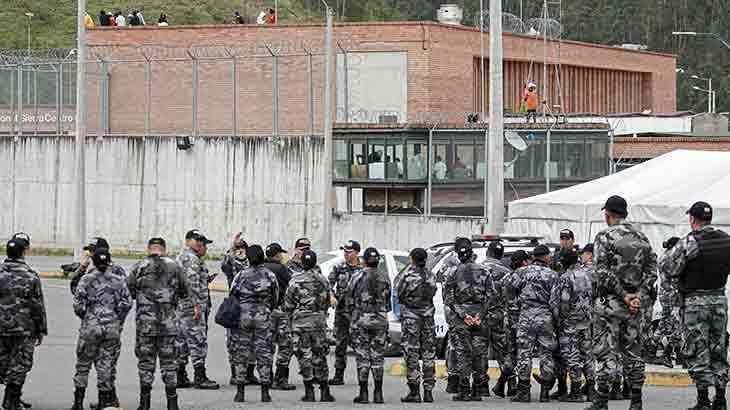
(487, 0, 504, 234)
(24, 13, 34, 52)
(672, 31, 730, 50)
(74, 0, 87, 258)
(320, 0, 334, 250)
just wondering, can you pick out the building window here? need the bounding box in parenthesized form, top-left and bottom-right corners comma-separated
(406, 141, 427, 180)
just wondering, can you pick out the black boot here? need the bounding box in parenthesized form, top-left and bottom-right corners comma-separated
(177, 365, 192, 389)
(689, 387, 711, 410)
(229, 363, 236, 386)
(584, 385, 608, 410)
(372, 368, 384, 404)
(509, 379, 531, 403)
(233, 384, 245, 403)
(551, 374, 567, 400)
(401, 383, 421, 403)
(446, 375, 459, 394)
(492, 373, 508, 398)
(506, 376, 517, 397)
(70, 387, 84, 410)
(585, 380, 596, 403)
(713, 386, 727, 410)
(302, 381, 316, 402)
(629, 387, 643, 410)
(97, 390, 113, 409)
(540, 378, 556, 403)
(470, 380, 482, 402)
(354, 382, 369, 403)
(246, 364, 260, 385)
(261, 384, 272, 403)
(329, 368, 345, 386)
(110, 387, 119, 408)
(18, 397, 30, 409)
(608, 379, 622, 400)
(137, 384, 152, 410)
(272, 365, 296, 391)
(561, 381, 586, 402)
(479, 378, 490, 397)
(320, 381, 335, 402)
(623, 378, 632, 400)
(193, 365, 220, 390)
(453, 378, 471, 402)
(3, 384, 23, 410)
(423, 388, 433, 403)
(165, 386, 179, 410)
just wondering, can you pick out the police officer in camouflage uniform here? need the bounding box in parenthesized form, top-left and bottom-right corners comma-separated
(441, 237, 472, 394)
(264, 243, 296, 391)
(176, 230, 219, 390)
(484, 241, 513, 398)
(556, 248, 595, 403)
(443, 239, 496, 402)
(550, 229, 577, 400)
(70, 247, 132, 409)
(396, 247, 437, 403)
(287, 238, 312, 275)
(661, 201, 730, 410)
(128, 237, 188, 410)
(348, 247, 391, 404)
(284, 250, 336, 402)
(220, 233, 253, 386)
(649, 237, 682, 368)
(504, 250, 531, 398)
(328, 240, 361, 386)
(230, 245, 279, 403)
(0, 238, 47, 410)
(589, 195, 657, 410)
(508, 244, 560, 403)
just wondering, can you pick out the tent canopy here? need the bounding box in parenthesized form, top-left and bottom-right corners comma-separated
(507, 150, 730, 248)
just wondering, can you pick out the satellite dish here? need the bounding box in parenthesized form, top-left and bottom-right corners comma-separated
(505, 131, 528, 152)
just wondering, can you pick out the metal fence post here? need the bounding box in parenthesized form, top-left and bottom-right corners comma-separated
(232, 57, 238, 137)
(17, 64, 23, 137)
(191, 55, 199, 137)
(56, 62, 62, 135)
(303, 47, 314, 136)
(145, 58, 151, 136)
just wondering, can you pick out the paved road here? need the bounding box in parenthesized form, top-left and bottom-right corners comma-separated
(17, 279, 700, 409)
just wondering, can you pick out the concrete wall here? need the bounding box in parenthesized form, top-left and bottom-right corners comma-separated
(0, 134, 497, 252)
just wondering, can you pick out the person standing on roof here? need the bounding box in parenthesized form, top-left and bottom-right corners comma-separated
(523, 82, 539, 123)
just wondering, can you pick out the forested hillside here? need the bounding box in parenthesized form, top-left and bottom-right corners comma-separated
(1, 0, 728, 112)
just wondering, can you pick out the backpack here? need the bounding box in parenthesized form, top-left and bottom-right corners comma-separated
(215, 293, 241, 329)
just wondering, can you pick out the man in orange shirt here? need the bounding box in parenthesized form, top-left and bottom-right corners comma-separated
(523, 82, 539, 123)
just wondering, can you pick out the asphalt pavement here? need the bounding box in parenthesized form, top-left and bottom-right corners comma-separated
(17, 279, 701, 410)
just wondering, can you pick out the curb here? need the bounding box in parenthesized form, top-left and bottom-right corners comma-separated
(387, 361, 693, 387)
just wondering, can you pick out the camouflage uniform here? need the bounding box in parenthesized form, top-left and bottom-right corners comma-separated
(443, 260, 495, 391)
(592, 222, 657, 394)
(395, 265, 438, 391)
(483, 257, 513, 378)
(508, 260, 560, 385)
(437, 253, 465, 380)
(347, 267, 391, 380)
(127, 255, 188, 387)
(652, 252, 682, 359)
(230, 265, 279, 385)
(176, 247, 212, 369)
(661, 225, 730, 389)
(0, 259, 47, 386)
(557, 262, 594, 385)
(72, 265, 132, 391)
(264, 260, 294, 369)
(284, 267, 331, 382)
(221, 249, 250, 374)
(328, 261, 360, 372)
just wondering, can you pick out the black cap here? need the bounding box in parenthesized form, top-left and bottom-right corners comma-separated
(581, 243, 594, 254)
(409, 248, 428, 264)
(265, 243, 287, 258)
(301, 249, 317, 270)
(687, 201, 713, 221)
(148, 237, 166, 247)
(189, 231, 213, 245)
(510, 250, 530, 269)
(6, 238, 27, 251)
(602, 195, 628, 217)
(487, 241, 504, 258)
(532, 244, 551, 257)
(559, 229, 574, 240)
(92, 247, 112, 267)
(340, 240, 361, 252)
(185, 229, 201, 240)
(454, 237, 471, 250)
(295, 237, 311, 249)
(11, 232, 30, 247)
(363, 247, 380, 259)
(84, 237, 110, 252)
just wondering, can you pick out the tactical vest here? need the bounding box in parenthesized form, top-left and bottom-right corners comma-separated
(680, 229, 730, 293)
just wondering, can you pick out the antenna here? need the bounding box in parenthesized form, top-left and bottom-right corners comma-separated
(505, 131, 528, 151)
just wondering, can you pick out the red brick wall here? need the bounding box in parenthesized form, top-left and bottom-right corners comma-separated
(87, 22, 677, 135)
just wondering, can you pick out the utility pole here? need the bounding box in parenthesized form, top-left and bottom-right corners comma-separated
(74, 0, 87, 257)
(320, 0, 334, 250)
(487, 0, 504, 234)
(25, 13, 34, 52)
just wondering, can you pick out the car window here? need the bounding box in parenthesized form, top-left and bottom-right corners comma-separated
(318, 253, 338, 264)
(393, 255, 409, 274)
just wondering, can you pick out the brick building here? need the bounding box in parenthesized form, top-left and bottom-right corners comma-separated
(85, 21, 677, 136)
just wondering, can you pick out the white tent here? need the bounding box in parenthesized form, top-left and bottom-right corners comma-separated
(506, 150, 730, 249)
